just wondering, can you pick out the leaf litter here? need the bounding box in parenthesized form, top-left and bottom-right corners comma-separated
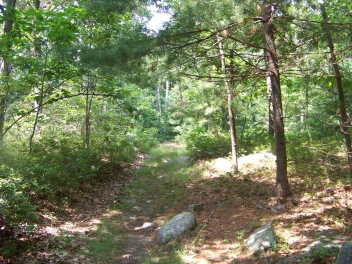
(5, 144, 352, 264)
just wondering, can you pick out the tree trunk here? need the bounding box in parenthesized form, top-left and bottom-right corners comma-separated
(85, 91, 93, 149)
(165, 80, 169, 111)
(29, 0, 43, 153)
(29, 53, 47, 153)
(217, 33, 238, 173)
(81, 74, 95, 149)
(321, 4, 352, 179)
(156, 81, 162, 115)
(0, 0, 16, 140)
(262, 2, 291, 197)
(301, 78, 309, 132)
(265, 50, 275, 139)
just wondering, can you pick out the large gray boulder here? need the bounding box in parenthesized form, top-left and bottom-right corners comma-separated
(336, 242, 352, 264)
(246, 222, 276, 253)
(156, 212, 196, 244)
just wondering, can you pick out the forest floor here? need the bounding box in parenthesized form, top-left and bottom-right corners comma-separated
(6, 142, 352, 264)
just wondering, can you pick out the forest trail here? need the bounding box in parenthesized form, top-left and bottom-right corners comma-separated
(115, 142, 192, 263)
(94, 143, 352, 264)
(10, 143, 352, 264)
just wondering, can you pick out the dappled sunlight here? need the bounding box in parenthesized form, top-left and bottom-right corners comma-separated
(176, 148, 351, 263)
(13, 144, 351, 263)
(180, 239, 241, 264)
(190, 151, 277, 181)
(10, 166, 135, 263)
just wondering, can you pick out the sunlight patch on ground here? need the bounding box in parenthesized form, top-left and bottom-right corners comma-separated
(181, 253, 210, 264)
(193, 151, 276, 179)
(182, 239, 241, 264)
(238, 151, 276, 171)
(41, 210, 122, 238)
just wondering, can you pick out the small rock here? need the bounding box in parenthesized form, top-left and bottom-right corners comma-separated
(271, 207, 279, 214)
(255, 204, 264, 210)
(276, 204, 285, 210)
(271, 204, 285, 213)
(246, 222, 276, 253)
(156, 212, 196, 244)
(336, 241, 352, 264)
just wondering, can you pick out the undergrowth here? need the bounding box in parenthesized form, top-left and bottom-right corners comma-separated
(0, 130, 157, 258)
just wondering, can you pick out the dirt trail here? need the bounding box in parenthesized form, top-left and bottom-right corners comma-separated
(10, 163, 140, 263)
(116, 203, 156, 263)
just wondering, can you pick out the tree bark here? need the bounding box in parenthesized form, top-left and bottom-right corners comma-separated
(85, 90, 93, 149)
(81, 74, 95, 149)
(262, 2, 291, 197)
(321, 4, 352, 179)
(165, 80, 169, 111)
(156, 81, 162, 115)
(217, 33, 238, 173)
(29, 0, 43, 153)
(266, 51, 275, 138)
(0, 0, 16, 140)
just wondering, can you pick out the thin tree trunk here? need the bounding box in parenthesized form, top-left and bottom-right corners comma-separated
(0, 63, 10, 141)
(302, 77, 309, 132)
(217, 33, 238, 173)
(29, 0, 43, 153)
(321, 4, 352, 179)
(265, 50, 275, 139)
(29, 52, 47, 153)
(0, 0, 16, 140)
(81, 73, 95, 149)
(156, 81, 162, 115)
(165, 80, 169, 111)
(85, 91, 93, 149)
(262, 2, 291, 197)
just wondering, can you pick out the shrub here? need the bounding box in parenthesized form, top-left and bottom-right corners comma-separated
(133, 127, 159, 153)
(185, 127, 230, 159)
(0, 162, 37, 257)
(0, 165, 37, 226)
(25, 135, 102, 199)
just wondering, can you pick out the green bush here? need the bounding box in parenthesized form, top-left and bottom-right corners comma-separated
(185, 127, 230, 159)
(24, 131, 144, 200)
(26, 135, 102, 199)
(0, 165, 37, 226)
(93, 132, 138, 164)
(0, 146, 37, 229)
(133, 127, 159, 153)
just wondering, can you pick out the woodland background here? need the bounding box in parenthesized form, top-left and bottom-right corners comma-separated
(0, 0, 351, 259)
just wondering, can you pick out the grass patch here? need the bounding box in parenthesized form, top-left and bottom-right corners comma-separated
(142, 242, 186, 264)
(84, 218, 127, 263)
(84, 143, 192, 263)
(126, 144, 191, 210)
